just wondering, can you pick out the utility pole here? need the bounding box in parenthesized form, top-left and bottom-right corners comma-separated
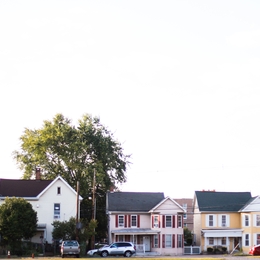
(91, 169, 96, 249)
(76, 181, 80, 241)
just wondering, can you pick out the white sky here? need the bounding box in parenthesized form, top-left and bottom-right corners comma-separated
(1, 1, 260, 199)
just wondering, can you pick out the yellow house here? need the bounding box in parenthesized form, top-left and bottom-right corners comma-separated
(193, 190, 252, 254)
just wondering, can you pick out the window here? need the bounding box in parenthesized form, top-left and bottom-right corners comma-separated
(184, 223, 187, 227)
(178, 215, 182, 228)
(245, 215, 249, 226)
(209, 237, 214, 245)
(118, 235, 124, 242)
(54, 203, 60, 219)
(177, 234, 183, 248)
(257, 234, 260, 245)
(154, 235, 158, 248)
(245, 234, 249, 246)
(131, 215, 137, 227)
(118, 215, 124, 227)
(256, 215, 260, 226)
(221, 237, 226, 245)
(209, 215, 214, 227)
(221, 215, 226, 227)
(154, 215, 159, 228)
(165, 234, 172, 248)
(57, 187, 61, 195)
(165, 215, 172, 227)
(182, 204, 187, 219)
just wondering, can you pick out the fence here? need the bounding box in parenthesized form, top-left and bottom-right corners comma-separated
(184, 246, 201, 255)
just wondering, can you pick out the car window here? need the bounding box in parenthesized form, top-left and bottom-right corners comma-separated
(64, 241, 78, 246)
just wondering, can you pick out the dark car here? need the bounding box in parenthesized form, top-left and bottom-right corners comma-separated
(249, 244, 260, 255)
(97, 242, 136, 257)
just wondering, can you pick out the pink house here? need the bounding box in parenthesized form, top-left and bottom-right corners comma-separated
(106, 191, 186, 256)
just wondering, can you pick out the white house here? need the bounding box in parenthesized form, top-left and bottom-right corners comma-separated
(0, 170, 82, 244)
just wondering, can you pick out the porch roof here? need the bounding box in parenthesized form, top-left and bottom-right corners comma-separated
(111, 228, 160, 235)
(201, 229, 243, 237)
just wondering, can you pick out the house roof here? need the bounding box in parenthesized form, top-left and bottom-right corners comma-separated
(107, 191, 165, 212)
(0, 178, 53, 197)
(195, 191, 252, 212)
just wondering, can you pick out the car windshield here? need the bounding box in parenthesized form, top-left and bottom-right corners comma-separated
(64, 241, 78, 246)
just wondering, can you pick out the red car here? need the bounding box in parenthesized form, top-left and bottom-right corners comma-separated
(249, 245, 260, 255)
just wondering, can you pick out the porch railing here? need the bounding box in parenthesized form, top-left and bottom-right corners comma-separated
(184, 246, 201, 255)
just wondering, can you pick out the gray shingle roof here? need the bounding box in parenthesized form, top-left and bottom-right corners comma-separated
(195, 191, 252, 212)
(0, 179, 53, 197)
(107, 191, 165, 212)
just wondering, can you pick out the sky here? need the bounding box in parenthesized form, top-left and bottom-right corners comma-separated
(1, 0, 260, 199)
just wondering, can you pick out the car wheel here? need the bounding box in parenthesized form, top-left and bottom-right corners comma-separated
(77, 254, 80, 258)
(124, 251, 132, 257)
(101, 251, 108, 257)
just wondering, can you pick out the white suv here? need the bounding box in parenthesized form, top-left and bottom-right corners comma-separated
(97, 242, 136, 257)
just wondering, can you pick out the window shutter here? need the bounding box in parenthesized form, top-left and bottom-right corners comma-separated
(162, 234, 165, 248)
(137, 215, 140, 227)
(182, 215, 184, 228)
(152, 216, 154, 228)
(125, 215, 127, 227)
(172, 215, 175, 228)
(115, 215, 118, 227)
(172, 234, 175, 248)
(128, 215, 131, 227)
(162, 215, 165, 228)
(159, 215, 161, 228)
(158, 234, 160, 248)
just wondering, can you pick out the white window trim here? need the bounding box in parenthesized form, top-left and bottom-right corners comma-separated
(165, 215, 172, 227)
(154, 215, 159, 228)
(244, 214, 250, 227)
(207, 214, 216, 227)
(118, 215, 124, 227)
(244, 233, 250, 247)
(165, 234, 172, 248)
(131, 215, 137, 227)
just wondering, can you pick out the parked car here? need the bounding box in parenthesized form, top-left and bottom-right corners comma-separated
(87, 244, 109, 256)
(60, 240, 80, 258)
(97, 242, 136, 257)
(249, 244, 260, 255)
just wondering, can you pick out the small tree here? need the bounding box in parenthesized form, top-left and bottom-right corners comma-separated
(184, 227, 193, 246)
(0, 197, 37, 254)
(52, 217, 97, 243)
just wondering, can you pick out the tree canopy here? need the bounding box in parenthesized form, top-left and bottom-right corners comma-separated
(13, 113, 131, 198)
(0, 197, 37, 246)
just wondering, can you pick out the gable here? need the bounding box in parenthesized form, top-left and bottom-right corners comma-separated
(150, 197, 185, 214)
(107, 191, 165, 212)
(240, 196, 260, 212)
(195, 191, 252, 212)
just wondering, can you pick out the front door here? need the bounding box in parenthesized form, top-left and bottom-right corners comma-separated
(143, 236, 150, 251)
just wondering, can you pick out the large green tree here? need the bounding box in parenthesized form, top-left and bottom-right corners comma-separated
(13, 114, 131, 243)
(0, 197, 37, 251)
(13, 113, 131, 198)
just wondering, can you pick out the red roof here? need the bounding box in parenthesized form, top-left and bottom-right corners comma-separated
(0, 179, 53, 197)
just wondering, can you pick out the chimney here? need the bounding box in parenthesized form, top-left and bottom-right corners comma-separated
(36, 167, 41, 180)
